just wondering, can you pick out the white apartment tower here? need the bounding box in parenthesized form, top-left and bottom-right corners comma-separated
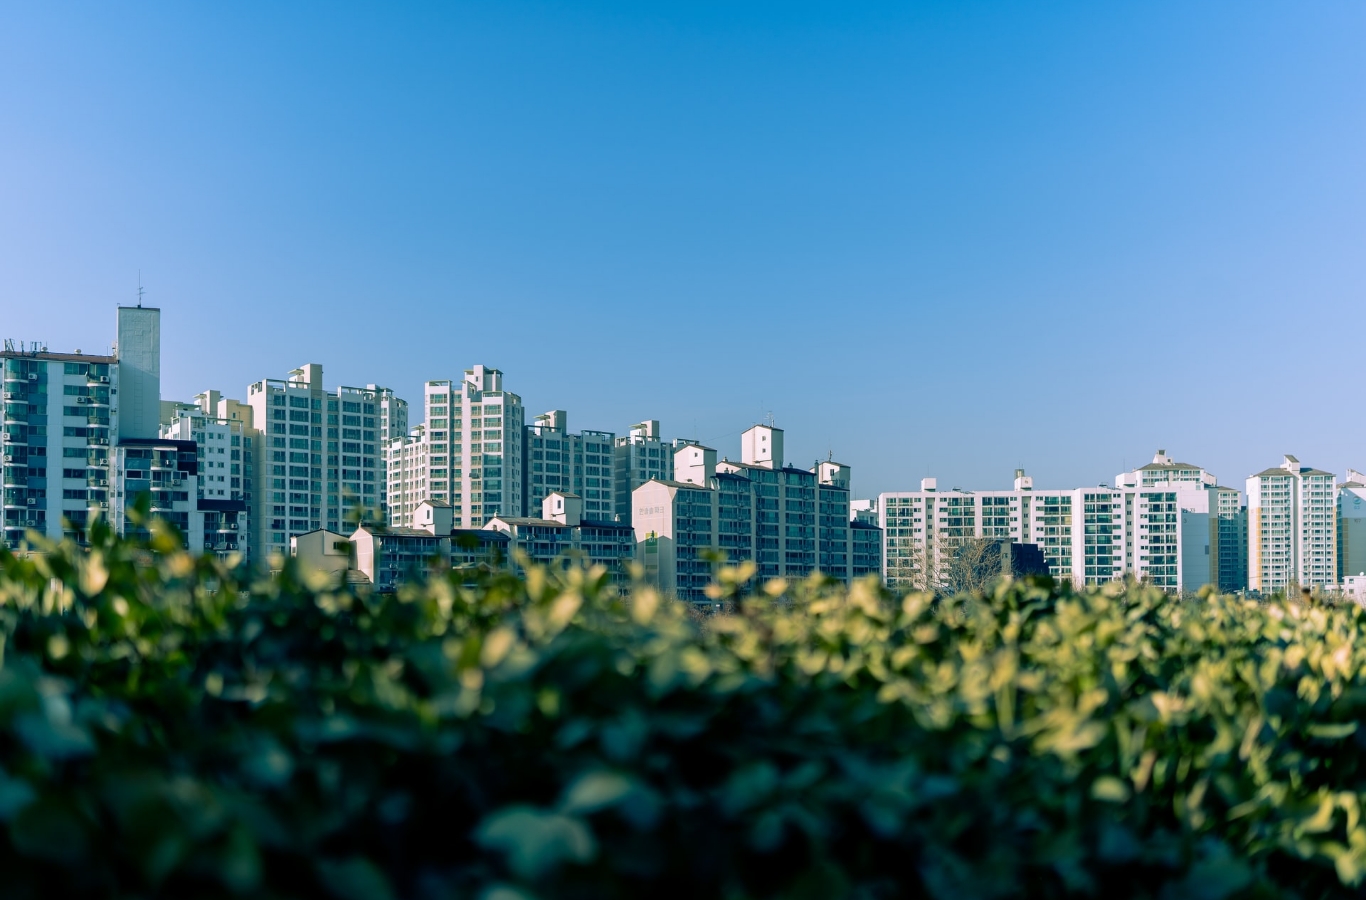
(523, 410, 615, 521)
(2, 306, 175, 548)
(390, 365, 525, 530)
(247, 364, 407, 563)
(879, 451, 1246, 594)
(632, 424, 878, 602)
(1247, 455, 1337, 593)
(160, 390, 253, 561)
(613, 420, 674, 523)
(386, 424, 430, 530)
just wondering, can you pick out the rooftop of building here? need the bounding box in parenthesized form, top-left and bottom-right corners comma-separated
(0, 349, 117, 364)
(488, 516, 631, 530)
(1253, 466, 1334, 478)
(641, 478, 716, 491)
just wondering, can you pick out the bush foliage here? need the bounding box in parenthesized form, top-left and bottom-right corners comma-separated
(2, 522, 1366, 898)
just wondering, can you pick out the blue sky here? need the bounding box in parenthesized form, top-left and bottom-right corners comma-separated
(2, 2, 1364, 497)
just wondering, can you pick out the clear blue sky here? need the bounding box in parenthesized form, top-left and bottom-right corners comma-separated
(3, 2, 1364, 497)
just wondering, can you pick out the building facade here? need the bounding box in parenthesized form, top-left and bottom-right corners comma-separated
(393, 365, 525, 530)
(160, 390, 253, 560)
(246, 364, 406, 564)
(613, 420, 674, 524)
(523, 410, 615, 522)
(2, 307, 166, 549)
(486, 491, 633, 580)
(1338, 470, 1366, 584)
(1247, 455, 1337, 593)
(631, 425, 879, 603)
(879, 451, 1246, 594)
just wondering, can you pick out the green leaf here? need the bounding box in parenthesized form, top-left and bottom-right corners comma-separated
(317, 856, 395, 900)
(1090, 776, 1131, 803)
(475, 806, 596, 880)
(560, 770, 633, 815)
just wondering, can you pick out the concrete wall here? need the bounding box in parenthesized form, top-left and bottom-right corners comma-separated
(116, 306, 161, 441)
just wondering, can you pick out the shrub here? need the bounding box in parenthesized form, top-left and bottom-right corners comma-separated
(2, 522, 1366, 898)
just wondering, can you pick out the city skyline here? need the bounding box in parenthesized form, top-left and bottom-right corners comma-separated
(4, 3, 1365, 496)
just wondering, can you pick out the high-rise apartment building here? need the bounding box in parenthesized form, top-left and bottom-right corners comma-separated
(246, 364, 406, 563)
(614, 420, 674, 523)
(160, 390, 254, 561)
(879, 451, 1246, 593)
(1339, 470, 1366, 582)
(390, 365, 524, 530)
(523, 410, 615, 521)
(385, 424, 429, 530)
(2, 307, 169, 549)
(632, 424, 878, 603)
(1247, 455, 1337, 593)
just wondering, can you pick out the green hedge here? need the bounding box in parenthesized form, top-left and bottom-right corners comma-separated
(2, 520, 1366, 898)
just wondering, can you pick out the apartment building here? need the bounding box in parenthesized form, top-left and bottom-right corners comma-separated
(110, 438, 202, 548)
(523, 410, 615, 521)
(1247, 455, 1337, 593)
(879, 451, 1246, 593)
(2, 306, 166, 549)
(246, 364, 406, 564)
(1339, 469, 1366, 582)
(387, 365, 524, 531)
(385, 424, 430, 529)
(631, 425, 879, 603)
(487, 491, 634, 580)
(613, 420, 674, 523)
(160, 390, 253, 561)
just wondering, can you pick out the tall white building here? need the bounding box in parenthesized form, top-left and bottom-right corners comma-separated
(1339, 469, 1366, 583)
(523, 411, 615, 521)
(2, 307, 166, 548)
(160, 390, 254, 561)
(613, 420, 674, 524)
(388, 365, 525, 530)
(632, 424, 878, 603)
(879, 451, 1246, 594)
(247, 364, 406, 563)
(386, 424, 429, 529)
(1247, 455, 1337, 593)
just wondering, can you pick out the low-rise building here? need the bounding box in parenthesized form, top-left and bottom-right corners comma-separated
(486, 491, 634, 579)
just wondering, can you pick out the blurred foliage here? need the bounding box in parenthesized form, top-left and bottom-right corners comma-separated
(2, 522, 1366, 898)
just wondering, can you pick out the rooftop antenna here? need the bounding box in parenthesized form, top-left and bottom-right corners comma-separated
(137, 270, 145, 308)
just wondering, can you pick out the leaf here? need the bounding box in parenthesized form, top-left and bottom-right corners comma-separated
(1090, 776, 1131, 803)
(475, 807, 596, 880)
(10, 801, 90, 864)
(317, 856, 395, 900)
(1308, 722, 1358, 739)
(0, 768, 36, 821)
(560, 771, 633, 816)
